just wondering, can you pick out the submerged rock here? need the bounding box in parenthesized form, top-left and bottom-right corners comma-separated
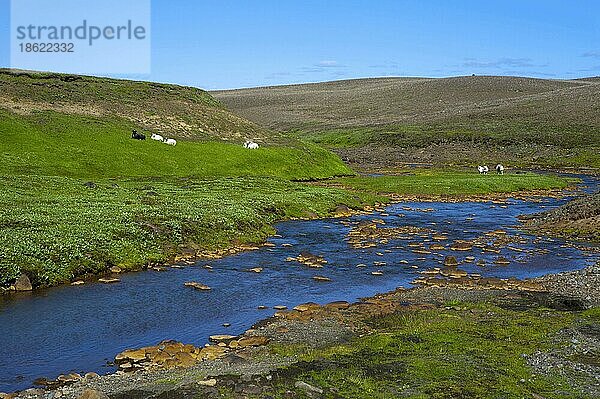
(98, 278, 120, 284)
(184, 282, 211, 291)
(495, 256, 511, 265)
(444, 256, 459, 267)
(451, 241, 474, 251)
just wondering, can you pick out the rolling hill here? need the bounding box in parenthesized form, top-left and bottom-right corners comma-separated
(0, 69, 357, 288)
(214, 76, 600, 169)
(0, 69, 351, 179)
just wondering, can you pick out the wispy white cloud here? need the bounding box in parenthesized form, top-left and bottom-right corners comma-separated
(582, 51, 600, 59)
(315, 60, 342, 68)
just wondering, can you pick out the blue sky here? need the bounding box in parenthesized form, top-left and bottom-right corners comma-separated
(1, 0, 599, 89)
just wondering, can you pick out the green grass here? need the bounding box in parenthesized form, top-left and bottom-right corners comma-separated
(0, 110, 352, 180)
(334, 170, 572, 196)
(297, 125, 600, 169)
(0, 175, 380, 288)
(265, 304, 599, 399)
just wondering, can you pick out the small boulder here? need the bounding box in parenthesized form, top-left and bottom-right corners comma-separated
(293, 302, 321, 312)
(14, 274, 32, 291)
(197, 379, 217, 387)
(295, 381, 323, 395)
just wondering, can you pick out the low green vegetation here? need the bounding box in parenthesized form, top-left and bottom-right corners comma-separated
(334, 170, 572, 196)
(0, 175, 380, 288)
(266, 304, 599, 398)
(0, 110, 351, 180)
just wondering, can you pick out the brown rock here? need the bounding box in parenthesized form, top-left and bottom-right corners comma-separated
(293, 302, 321, 312)
(115, 348, 147, 363)
(14, 274, 32, 291)
(312, 276, 331, 282)
(77, 389, 109, 399)
(173, 351, 196, 368)
(199, 345, 227, 360)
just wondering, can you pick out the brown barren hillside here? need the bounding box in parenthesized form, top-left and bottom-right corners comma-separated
(214, 76, 599, 132)
(214, 76, 600, 169)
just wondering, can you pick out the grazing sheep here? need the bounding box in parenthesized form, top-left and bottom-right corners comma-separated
(496, 164, 505, 175)
(244, 140, 259, 150)
(477, 166, 485, 174)
(131, 130, 146, 140)
(164, 138, 177, 146)
(151, 133, 164, 142)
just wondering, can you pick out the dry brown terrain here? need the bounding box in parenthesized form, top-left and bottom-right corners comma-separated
(214, 75, 600, 132)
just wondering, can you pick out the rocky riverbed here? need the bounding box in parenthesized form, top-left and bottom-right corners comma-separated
(3, 260, 599, 399)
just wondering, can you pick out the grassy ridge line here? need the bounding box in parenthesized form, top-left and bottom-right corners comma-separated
(333, 171, 572, 196)
(0, 176, 382, 288)
(0, 110, 352, 180)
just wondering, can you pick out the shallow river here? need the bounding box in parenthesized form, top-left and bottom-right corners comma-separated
(1, 175, 599, 392)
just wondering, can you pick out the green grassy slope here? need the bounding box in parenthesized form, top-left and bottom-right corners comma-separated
(0, 110, 350, 180)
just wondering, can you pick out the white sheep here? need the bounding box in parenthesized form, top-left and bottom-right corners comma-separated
(244, 140, 259, 150)
(151, 133, 164, 142)
(164, 138, 177, 146)
(478, 165, 489, 174)
(496, 164, 505, 175)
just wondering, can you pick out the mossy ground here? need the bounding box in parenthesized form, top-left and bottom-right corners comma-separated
(214, 303, 600, 399)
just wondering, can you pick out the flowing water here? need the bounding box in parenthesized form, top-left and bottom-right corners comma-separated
(1, 175, 598, 392)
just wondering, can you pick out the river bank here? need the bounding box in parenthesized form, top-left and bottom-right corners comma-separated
(5, 260, 598, 399)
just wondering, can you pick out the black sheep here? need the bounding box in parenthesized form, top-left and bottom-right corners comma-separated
(131, 130, 146, 140)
